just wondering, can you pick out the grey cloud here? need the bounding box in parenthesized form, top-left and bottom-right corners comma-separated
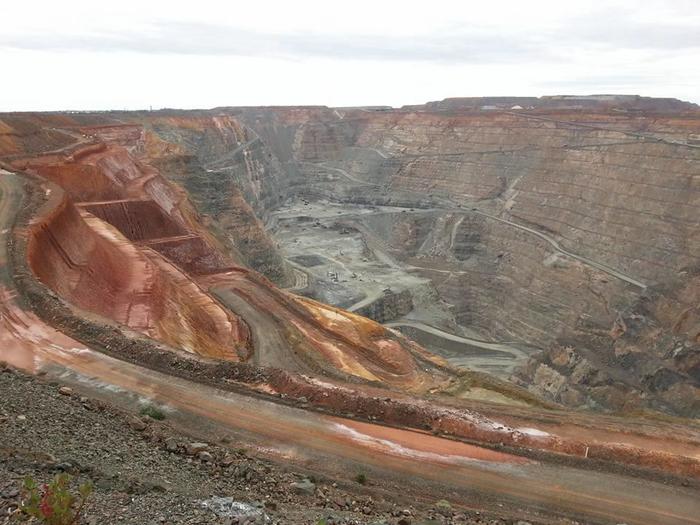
(0, 22, 552, 63)
(559, 6, 700, 50)
(2, 11, 698, 63)
(536, 73, 664, 88)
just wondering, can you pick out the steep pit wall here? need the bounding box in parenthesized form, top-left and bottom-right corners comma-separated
(358, 114, 700, 283)
(349, 111, 700, 285)
(354, 209, 634, 347)
(24, 159, 123, 202)
(26, 194, 249, 359)
(141, 235, 233, 275)
(25, 143, 239, 280)
(250, 108, 699, 415)
(11, 124, 448, 390)
(28, 198, 139, 321)
(14, 136, 254, 361)
(515, 271, 700, 417)
(506, 140, 700, 284)
(25, 142, 194, 233)
(14, 125, 450, 391)
(144, 248, 250, 359)
(9, 108, 697, 416)
(140, 114, 298, 273)
(80, 200, 188, 241)
(353, 289, 414, 323)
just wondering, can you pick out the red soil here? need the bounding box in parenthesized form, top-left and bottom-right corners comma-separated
(79, 200, 188, 241)
(13, 130, 253, 361)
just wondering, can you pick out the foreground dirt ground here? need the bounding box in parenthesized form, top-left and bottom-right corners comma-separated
(0, 364, 552, 525)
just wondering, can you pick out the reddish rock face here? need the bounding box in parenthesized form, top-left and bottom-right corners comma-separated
(24, 155, 251, 361)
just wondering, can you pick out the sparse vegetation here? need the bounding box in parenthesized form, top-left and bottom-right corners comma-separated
(355, 472, 367, 485)
(20, 473, 92, 525)
(139, 403, 166, 420)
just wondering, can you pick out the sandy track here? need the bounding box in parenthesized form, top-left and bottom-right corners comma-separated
(212, 284, 309, 372)
(386, 320, 525, 356)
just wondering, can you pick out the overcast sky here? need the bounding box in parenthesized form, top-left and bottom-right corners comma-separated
(1, 0, 698, 111)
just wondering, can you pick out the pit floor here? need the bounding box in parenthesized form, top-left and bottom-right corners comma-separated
(268, 199, 529, 378)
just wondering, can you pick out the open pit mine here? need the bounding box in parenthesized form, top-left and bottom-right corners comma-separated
(1, 95, 699, 525)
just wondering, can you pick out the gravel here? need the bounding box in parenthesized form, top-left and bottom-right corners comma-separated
(0, 364, 531, 524)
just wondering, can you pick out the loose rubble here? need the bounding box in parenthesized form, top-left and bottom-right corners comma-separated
(0, 366, 549, 524)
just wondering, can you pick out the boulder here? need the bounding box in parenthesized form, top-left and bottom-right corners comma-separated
(186, 442, 209, 455)
(198, 451, 214, 462)
(290, 478, 316, 495)
(164, 437, 178, 452)
(434, 499, 452, 515)
(128, 417, 147, 431)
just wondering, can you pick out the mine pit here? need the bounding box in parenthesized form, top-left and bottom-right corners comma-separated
(268, 198, 534, 377)
(1, 98, 699, 525)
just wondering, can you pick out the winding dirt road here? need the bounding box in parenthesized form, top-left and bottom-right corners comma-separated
(386, 321, 527, 358)
(211, 283, 309, 372)
(205, 137, 261, 171)
(307, 161, 383, 187)
(310, 203, 646, 291)
(470, 209, 648, 289)
(385, 320, 529, 376)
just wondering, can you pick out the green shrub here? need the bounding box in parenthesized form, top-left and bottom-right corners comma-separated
(21, 473, 92, 525)
(355, 472, 367, 485)
(139, 404, 166, 420)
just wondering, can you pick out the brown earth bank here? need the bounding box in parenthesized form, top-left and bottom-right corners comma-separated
(1, 346, 699, 525)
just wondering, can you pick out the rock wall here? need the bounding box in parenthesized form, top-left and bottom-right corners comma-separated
(354, 289, 413, 324)
(141, 115, 293, 285)
(27, 189, 250, 360)
(4, 103, 698, 416)
(218, 106, 700, 416)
